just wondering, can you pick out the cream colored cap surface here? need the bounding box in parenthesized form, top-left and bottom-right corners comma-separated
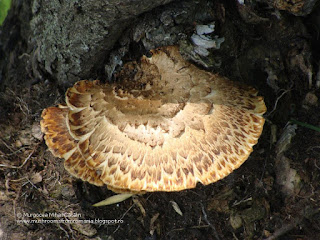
(41, 46, 266, 193)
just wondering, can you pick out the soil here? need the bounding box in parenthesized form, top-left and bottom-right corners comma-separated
(1, 1, 320, 240)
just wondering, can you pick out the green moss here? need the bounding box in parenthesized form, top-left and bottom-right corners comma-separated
(0, 0, 11, 25)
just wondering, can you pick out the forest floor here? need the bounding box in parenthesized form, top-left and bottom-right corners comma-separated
(1, 3, 320, 240)
(1, 58, 320, 240)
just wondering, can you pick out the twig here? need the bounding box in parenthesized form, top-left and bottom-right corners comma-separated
(63, 219, 76, 240)
(264, 219, 302, 240)
(113, 198, 135, 234)
(264, 207, 320, 240)
(13, 185, 22, 221)
(232, 197, 252, 207)
(18, 53, 31, 59)
(265, 89, 291, 117)
(0, 148, 35, 169)
(57, 223, 70, 239)
(313, 158, 320, 170)
(200, 203, 221, 240)
(167, 224, 210, 232)
(25, 178, 39, 190)
(0, 146, 28, 157)
(0, 138, 16, 153)
(8, 176, 28, 183)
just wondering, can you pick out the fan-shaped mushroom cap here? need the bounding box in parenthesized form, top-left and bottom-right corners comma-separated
(41, 46, 266, 193)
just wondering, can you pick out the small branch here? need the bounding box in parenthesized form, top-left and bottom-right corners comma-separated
(264, 207, 320, 240)
(0, 147, 35, 169)
(265, 89, 291, 117)
(200, 203, 221, 240)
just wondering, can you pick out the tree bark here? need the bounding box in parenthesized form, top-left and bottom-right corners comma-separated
(0, 0, 176, 89)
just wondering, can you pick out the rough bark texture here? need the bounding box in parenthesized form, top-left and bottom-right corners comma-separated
(0, 0, 176, 89)
(31, 0, 178, 86)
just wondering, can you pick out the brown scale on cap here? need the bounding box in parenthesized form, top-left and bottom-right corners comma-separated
(41, 46, 266, 193)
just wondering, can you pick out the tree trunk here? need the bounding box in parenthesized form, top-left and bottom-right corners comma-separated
(0, 0, 176, 89)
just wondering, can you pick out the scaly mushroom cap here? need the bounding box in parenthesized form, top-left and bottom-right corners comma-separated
(41, 46, 266, 193)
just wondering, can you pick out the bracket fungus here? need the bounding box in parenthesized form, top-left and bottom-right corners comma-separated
(41, 46, 266, 197)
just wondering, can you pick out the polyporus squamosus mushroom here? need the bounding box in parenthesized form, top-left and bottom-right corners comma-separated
(41, 46, 266, 203)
